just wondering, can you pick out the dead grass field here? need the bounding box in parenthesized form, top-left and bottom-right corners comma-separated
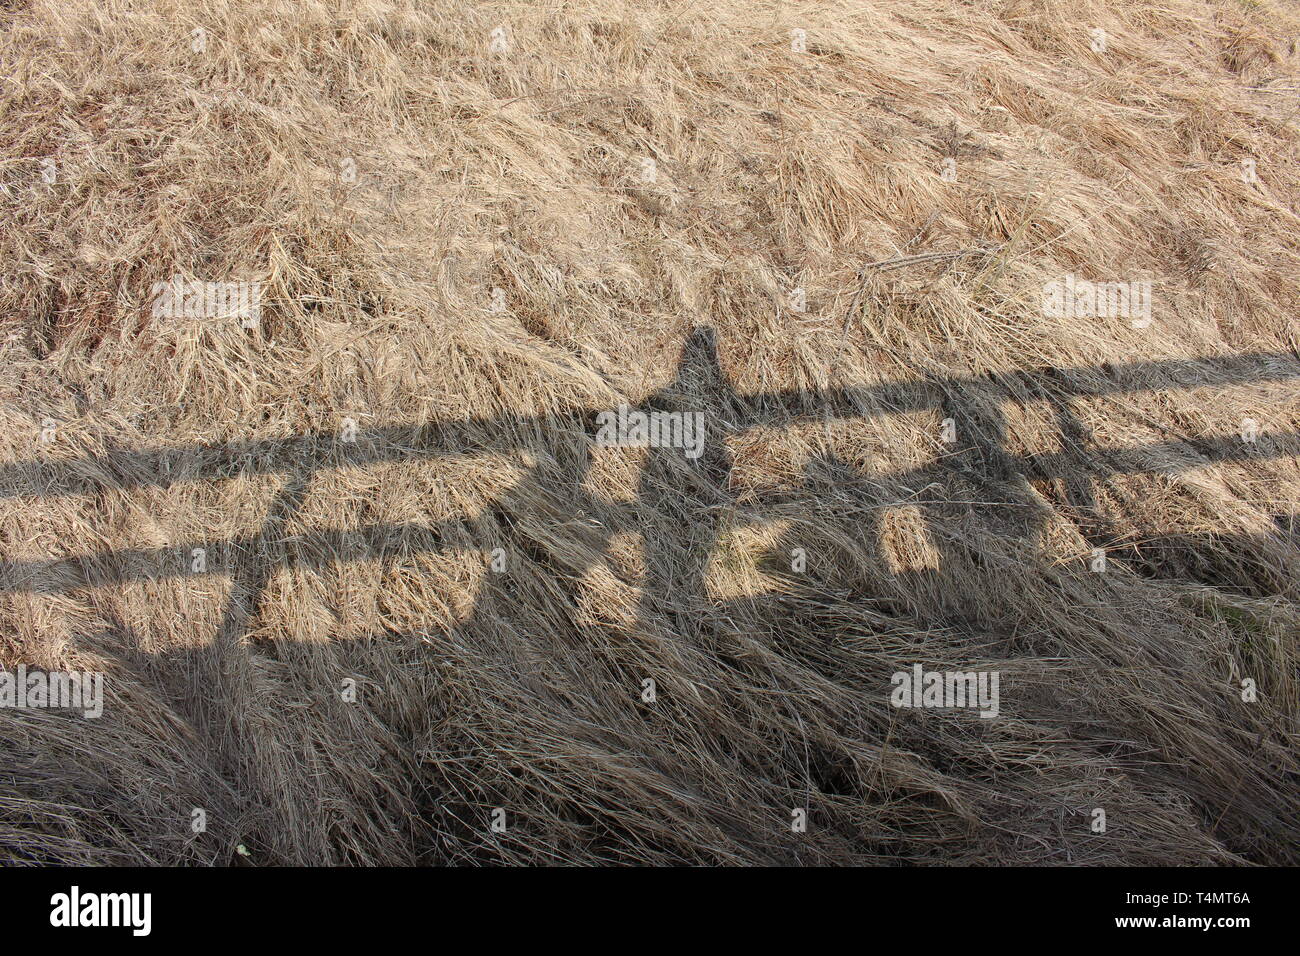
(1, 0, 1298, 865)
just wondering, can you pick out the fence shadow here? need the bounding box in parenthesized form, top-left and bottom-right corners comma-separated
(1, 326, 1297, 859)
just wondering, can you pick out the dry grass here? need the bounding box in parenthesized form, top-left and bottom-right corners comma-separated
(0, 0, 1298, 865)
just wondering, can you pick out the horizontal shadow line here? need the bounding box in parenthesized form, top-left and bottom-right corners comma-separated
(1, 351, 1296, 500)
(1, 430, 1295, 595)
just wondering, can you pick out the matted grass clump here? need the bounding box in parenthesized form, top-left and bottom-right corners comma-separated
(0, 0, 1297, 864)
